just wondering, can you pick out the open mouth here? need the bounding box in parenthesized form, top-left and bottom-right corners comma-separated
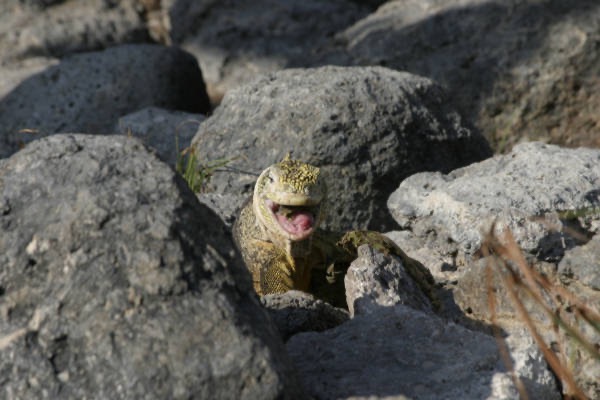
(265, 199, 318, 239)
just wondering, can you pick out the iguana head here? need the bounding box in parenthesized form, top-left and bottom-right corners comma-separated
(253, 155, 325, 242)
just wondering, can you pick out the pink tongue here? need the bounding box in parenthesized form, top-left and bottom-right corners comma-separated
(276, 211, 314, 235)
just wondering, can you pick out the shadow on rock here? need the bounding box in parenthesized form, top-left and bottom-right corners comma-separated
(0, 44, 210, 159)
(0, 134, 304, 399)
(279, 242, 561, 399)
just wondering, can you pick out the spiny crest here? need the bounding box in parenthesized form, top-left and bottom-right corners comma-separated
(277, 153, 320, 192)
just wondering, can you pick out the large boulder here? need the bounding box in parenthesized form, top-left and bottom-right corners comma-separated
(388, 142, 600, 263)
(388, 142, 600, 398)
(0, 44, 210, 159)
(337, 0, 600, 149)
(0, 134, 304, 399)
(191, 65, 492, 231)
(287, 304, 559, 400)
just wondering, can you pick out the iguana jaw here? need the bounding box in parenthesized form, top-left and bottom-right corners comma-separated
(262, 193, 321, 241)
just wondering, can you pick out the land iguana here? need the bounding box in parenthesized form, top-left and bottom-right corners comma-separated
(233, 155, 437, 308)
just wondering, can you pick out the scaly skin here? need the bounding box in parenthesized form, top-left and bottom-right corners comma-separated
(233, 155, 437, 308)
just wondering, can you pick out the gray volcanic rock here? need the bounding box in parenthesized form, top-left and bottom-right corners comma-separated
(388, 142, 600, 262)
(0, 44, 210, 159)
(287, 304, 560, 400)
(385, 230, 462, 284)
(115, 107, 206, 167)
(0, 134, 304, 399)
(0, 0, 148, 102)
(196, 193, 247, 230)
(502, 327, 562, 400)
(388, 142, 600, 399)
(559, 233, 600, 290)
(192, 66, 492, 231)
(555, 233, 600, 398)
(0, 57, 58, 100)
(261, 291, 349, 341)
(344, 245, 432, 316)
(337, 0, 600, 149)
(0, 0, 148, 62)
(155, 0, 371, 99)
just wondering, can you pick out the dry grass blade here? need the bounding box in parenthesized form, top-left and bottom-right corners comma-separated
(483, 225, 593, 400)
(484, 249, 529, 400)
(496, 230, 600, 362)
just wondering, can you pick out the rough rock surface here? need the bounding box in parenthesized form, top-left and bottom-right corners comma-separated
(287, 304, 560, 400)
(8, 0, 594, 152)
(192, 65, 492, 231)
(385, 230, 461, 284)
(153, 0, 372, 100)
(344, 245, 432, 316)
(388, 141, 600, 399)
(0, 0, 149, 100)
(0, 57, 58, 100)
(0, 44, 210, 159)
(555, 234, 600, 398)
(0, 0, 148, 63)
(502, 326, 561, 399)
(0, 3, 596, 398)
(558, 232, 600, 290)
(196, 193, 247, 230)
(261, 291, 349, 341)
(336, 0, 600, 149)
(133, 0, 600, 150)
(115, 107, 206, 167)
(451, 243, 600, 399)
(388, 142, 600, 262)
(0, 134, 304, 399)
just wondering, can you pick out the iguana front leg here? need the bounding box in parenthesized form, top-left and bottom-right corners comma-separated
(336, 231, 400, 257)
